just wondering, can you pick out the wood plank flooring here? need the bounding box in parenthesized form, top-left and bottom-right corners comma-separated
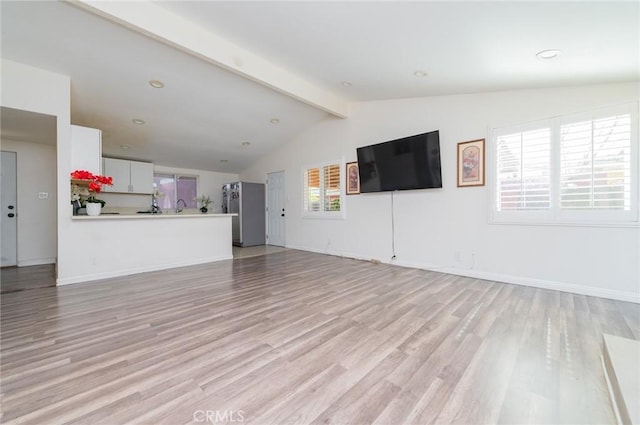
(1, 250, 638, 424)
(0, 264, 56, 294)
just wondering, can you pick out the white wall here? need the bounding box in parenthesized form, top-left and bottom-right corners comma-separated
(241, 82, 640, 303)
(0, 139, 57, 266)
(99, 193, 149, 210)
(1, 59, 71, 280)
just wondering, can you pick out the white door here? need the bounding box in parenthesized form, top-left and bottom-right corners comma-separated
(267, 171, 285, 247)
(1, 151, 18, 267)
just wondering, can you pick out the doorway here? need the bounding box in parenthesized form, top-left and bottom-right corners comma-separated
(1, 107, 57, 276)
(1, 151, 18, 267)
(266, 171, 285, 247)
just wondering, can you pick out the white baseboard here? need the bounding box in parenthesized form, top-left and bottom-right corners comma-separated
(17, 258, 56, 267)
(56, 255, 233, 286)
(286, 244, 640, 304)
(428, 266, 639, 304)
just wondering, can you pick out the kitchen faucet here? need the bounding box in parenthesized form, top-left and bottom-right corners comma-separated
(175, 198, 187, 213)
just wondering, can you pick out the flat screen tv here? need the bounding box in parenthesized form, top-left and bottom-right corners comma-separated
(357, 130, 442, 193)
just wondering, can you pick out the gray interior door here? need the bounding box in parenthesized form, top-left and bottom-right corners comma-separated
(1, 151, 18, 267)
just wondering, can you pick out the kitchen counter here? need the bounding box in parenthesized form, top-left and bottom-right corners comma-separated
(60, 212, 236, 285)
(72, 213, 237, 220)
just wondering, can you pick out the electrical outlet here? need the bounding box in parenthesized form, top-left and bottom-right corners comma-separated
(38, 192, 48, 199)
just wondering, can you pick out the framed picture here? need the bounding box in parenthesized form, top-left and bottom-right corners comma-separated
(457, 139, 485, 187)
(346, 161, 360, 195)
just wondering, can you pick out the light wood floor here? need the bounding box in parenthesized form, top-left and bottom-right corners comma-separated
(0, 264, 56, 294)
(1, 250, 638, 424)
(233, 245, 289, 259)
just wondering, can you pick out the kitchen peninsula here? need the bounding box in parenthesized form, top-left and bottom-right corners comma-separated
(60, 212, 236, 285)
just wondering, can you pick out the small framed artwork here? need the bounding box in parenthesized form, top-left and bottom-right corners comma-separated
(457, 139, 485, 187)
(346, 161, 360, 195)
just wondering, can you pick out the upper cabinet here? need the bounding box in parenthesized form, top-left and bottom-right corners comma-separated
(129, 161, 154, 193)
(103, 158, 130, 192)
(70, 125, 102, 175)
(103, 158, 153, 194)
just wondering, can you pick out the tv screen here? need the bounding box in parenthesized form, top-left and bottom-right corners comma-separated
(356, 130, 442, 193)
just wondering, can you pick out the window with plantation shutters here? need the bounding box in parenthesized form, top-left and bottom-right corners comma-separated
(304, 168, 320, 212)
(303, 162, 344, 217)
(491, 103, 638, 225)
(496, 127, 551, 211)
(323, 164, 341, 211)
(560, 114, 631, 211)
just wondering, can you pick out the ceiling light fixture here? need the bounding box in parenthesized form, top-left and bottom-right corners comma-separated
(132, 118, 146, 125)
(241, 142, 251, 147)
(270, 118, 280, 124)
(220, 159, 228, 163)
(149, 80, 165, 88)
(120, 144, 131, 150)
(413, 70, 428, 77)
(536, 49, 562, 60)
(341, 81, 353, 87)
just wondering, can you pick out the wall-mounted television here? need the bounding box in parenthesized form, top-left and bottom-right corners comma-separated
(356, 130, 442, 193)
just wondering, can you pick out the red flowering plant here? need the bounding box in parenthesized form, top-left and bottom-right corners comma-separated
(70, 170, 113, 207)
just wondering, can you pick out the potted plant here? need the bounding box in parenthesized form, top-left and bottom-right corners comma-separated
(195, 195, 212, 213)
(85, 180, 106, 216)
(70, 170, 113, 216)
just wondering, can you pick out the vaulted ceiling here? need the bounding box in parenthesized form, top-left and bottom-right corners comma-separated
(2, 1, 637, 173)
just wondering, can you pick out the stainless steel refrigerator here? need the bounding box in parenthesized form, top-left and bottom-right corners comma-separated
(222, 182, 266, 247)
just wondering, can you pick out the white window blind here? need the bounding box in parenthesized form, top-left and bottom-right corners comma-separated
(491, 103, 638, 225)
(303, 162, 343, 217)
(496, 127, 551, 211)
(304, 167, 321, 212)
(323, 164, 341, 211)
(560, 114, 631, 211)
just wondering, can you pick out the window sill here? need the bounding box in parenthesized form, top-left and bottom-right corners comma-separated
(488, 219, 639, 228)
(302, 213, 345, 220)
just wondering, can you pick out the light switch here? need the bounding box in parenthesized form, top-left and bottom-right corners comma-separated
(38, 192, 49, 199)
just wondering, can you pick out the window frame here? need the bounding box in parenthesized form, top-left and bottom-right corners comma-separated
(302, 160, 345, 219)
(491, 119, 554, 223)
(489, 103, 639, 226)
(153, 173, 199, 210)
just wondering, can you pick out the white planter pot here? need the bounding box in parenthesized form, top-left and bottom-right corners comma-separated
(86, 202, 102, 216)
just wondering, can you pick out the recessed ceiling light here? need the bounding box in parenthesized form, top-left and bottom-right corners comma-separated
(413, 70, 428, 77)
(220, 159, 228, 163)
(241, 141, 251, 147)
(341, 81, 353, 87)
(132, 118, 146, 125)
(536, 49, 562, 60)
(270, 118, 280, 124)
(120, 144, 131, 150)
(149, 80, 165, 88)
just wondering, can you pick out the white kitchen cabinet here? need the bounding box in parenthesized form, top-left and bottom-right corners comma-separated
(103, 158, 153, 194)
(130, 161, 154, 194)
(103, 158, 130, 193)
(70, 125, 101, 175)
